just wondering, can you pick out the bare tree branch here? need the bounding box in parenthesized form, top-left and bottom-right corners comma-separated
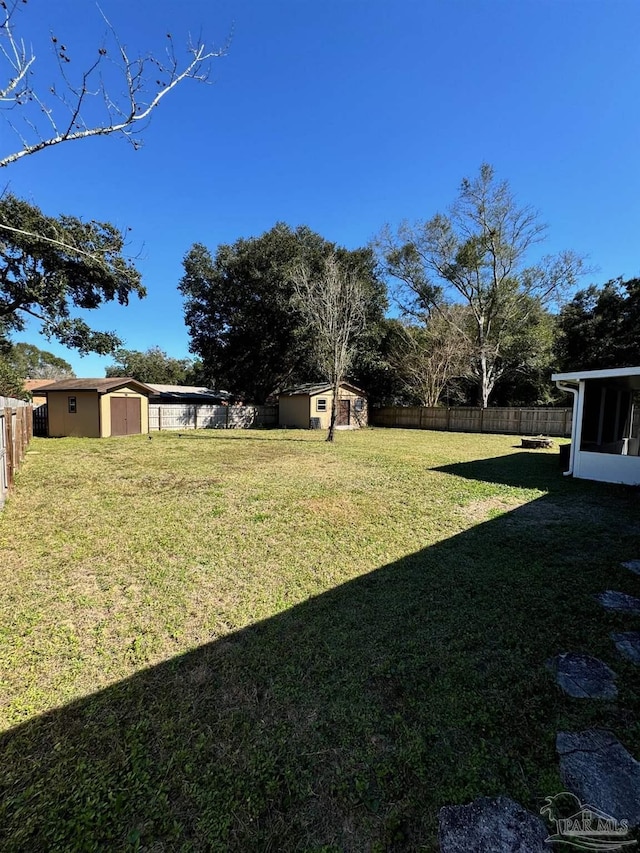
(0, 0, 228, 168)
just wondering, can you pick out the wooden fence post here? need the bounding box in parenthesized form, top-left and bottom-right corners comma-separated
(16, 410, 24, 465)
(194, 405, 198, 429)
(1, 411, 7, 494)
(5, 408, 14, 489)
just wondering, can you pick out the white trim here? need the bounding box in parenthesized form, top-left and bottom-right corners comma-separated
(574, 450, 640, 486)
(552, 366, 640, 382)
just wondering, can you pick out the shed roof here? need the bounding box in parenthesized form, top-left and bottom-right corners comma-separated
(35, 377, 155, 396)
(279, 381, 366, 397)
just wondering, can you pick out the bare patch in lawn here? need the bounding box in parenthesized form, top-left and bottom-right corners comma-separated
(300, 494, 360, 524)
(460, 494, 531, 522)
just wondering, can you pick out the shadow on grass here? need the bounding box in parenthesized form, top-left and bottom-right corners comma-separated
(434, 450, 569, 491)
(1, 458, 639, 851)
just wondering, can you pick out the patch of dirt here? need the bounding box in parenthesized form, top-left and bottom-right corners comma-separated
(299, 495, 360, 524)
(460, 495, 530, 523)
(460, 495, 627, 528)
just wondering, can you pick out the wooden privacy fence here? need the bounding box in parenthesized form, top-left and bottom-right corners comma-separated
(0, 396, 33, 506)
(149, 403, 278, 431)
(370, 406, 573, 437)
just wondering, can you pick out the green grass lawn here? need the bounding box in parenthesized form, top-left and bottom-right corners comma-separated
(0, 428, 639, 851)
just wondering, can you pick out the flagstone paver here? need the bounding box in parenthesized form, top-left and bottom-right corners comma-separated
(438, 796, 549, 853)
(611, 632, 640, 666)
(597, 590, 640, 614)
(546, 653, 618, 699)
(557, 730, 640, 827)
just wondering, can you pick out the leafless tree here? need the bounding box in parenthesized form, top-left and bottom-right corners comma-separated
(389, 308, 472, 407)
(0, 0, 228, 168)
(291, 253, 367, 442)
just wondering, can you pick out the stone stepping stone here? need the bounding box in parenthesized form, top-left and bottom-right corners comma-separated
(546, 653, 617, 699)
(438, 795, 548, 852)
(622, 560, 640, 576)
(597, 590, 640, 614)
(611, 631, 640, 665)
(557, 730, 640, 827)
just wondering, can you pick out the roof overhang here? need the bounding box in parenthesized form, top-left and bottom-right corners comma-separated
(553, 366, 640, 392)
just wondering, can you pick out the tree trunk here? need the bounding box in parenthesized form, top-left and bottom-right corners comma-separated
(478, 352, 493, 408)
(326, 377, 340, 442)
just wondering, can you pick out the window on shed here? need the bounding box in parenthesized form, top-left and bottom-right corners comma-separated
(68, 396, 77, 413)
(354, 398, 365, 412)
(316, 398, 327, 412)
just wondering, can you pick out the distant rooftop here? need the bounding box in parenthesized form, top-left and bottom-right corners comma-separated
(147, 384, 231, 400)
(24, 379, 53, 393)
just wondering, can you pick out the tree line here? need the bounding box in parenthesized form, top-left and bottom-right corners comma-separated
(2, 165, 640, 412)
(175, 164, 637, 410)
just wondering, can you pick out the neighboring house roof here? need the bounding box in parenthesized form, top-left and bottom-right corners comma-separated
(35, 377, 155, 396)
(280, 381, 366, 397)
(23, 379, 53, 395)
(553, 366, 640, 390)
(146, 384, 231, 402)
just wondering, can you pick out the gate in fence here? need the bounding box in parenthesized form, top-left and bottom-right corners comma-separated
(33, 404, 48, 437)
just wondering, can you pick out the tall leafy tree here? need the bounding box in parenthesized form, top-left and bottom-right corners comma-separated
(555, 277, 640, 371)
(0, 360, 27, 399)
(105, 346, 192, 385)
(0, 325, 27, 398)
(5, 342, 74, 380)
(489, 300, 558, 406)
(179, 224, 387, 403)
(377, 164, 585, 407)
(0, 194, 145, 354)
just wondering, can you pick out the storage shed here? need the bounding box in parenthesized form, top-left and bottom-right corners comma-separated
(279, 382, 367, 429)
(36, 378, 154, 438)
(553, 366, 640, 485)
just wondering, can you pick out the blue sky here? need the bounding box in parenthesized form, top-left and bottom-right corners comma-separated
(4, 0, 640, 376)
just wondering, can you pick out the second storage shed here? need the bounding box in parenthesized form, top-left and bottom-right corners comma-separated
(278, 382, 367, 429)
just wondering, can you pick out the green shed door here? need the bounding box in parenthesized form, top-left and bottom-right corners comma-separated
(110, 397, 141, 436)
